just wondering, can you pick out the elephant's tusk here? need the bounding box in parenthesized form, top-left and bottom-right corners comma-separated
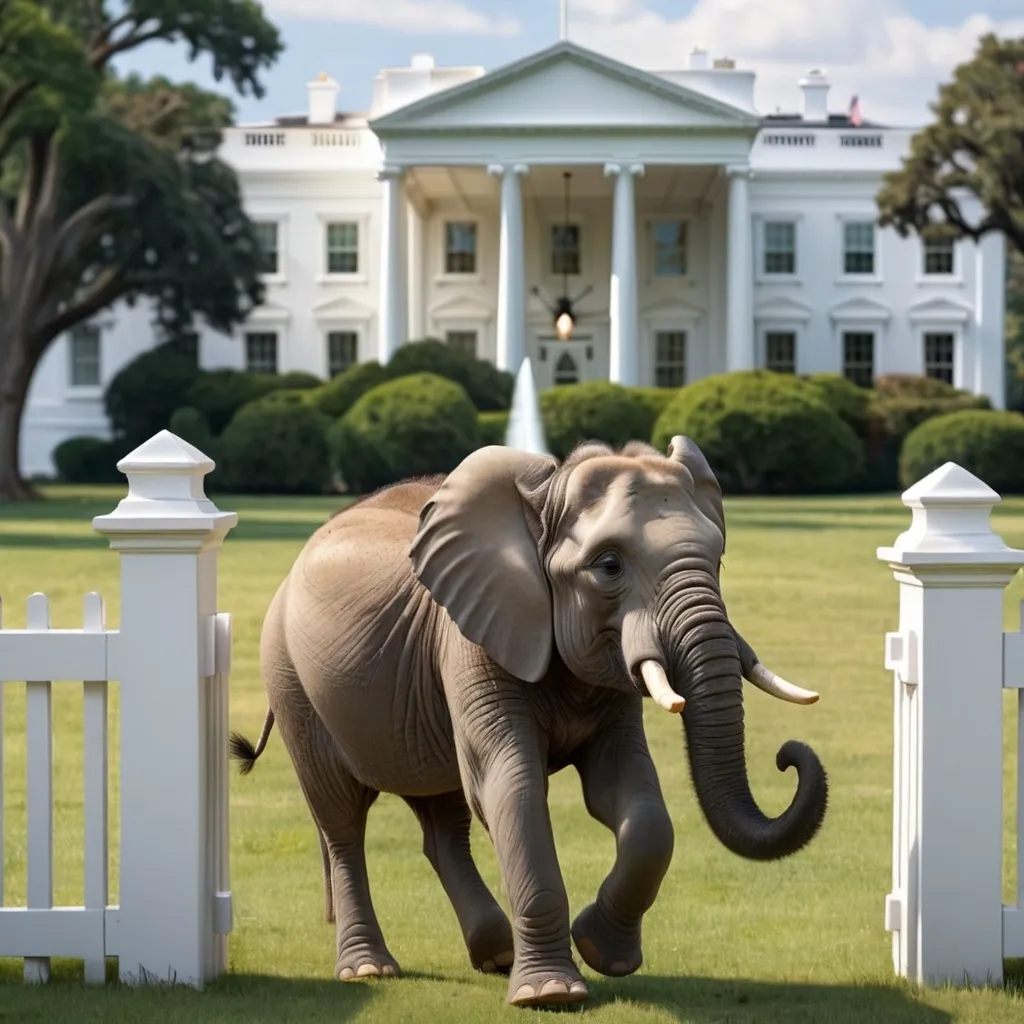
(747, 662, 819, 705)
(639, 660, 685, 713)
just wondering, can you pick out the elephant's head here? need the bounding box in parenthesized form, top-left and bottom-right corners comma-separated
(409, 437, 827, 861)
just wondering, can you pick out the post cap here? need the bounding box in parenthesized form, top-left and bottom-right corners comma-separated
(877, 461, 1024, 568)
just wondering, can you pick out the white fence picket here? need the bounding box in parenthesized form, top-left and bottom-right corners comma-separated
(24, 593, 54, 984)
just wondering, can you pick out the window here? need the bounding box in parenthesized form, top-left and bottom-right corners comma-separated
(253, 221, 279, 275)
(68, 323, 101, 387)
(765, 331, 796, 373)
(763, 222, 796, 274)
(445, 330, 477, 358)
(922, 237, 954, 275)
(553, 351, 579, 384)
(654, 331, 686, 387)
(842, 221, 875, 274)
(551, 224, 581, 276)
(842, 331, 875, 387)
(444, 222, 477, 274)
(326, 222, 359, 274)
(327, 331, 358, 377)
(653, 221, 687, 276)
(245, 331, 278, 373)
(924, 331, 955, 384)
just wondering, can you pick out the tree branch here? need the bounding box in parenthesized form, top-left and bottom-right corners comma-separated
(0, 80, 36, 129)
(51, 193, 135, 269)
(32, 265, 127, 349)
(91, 25, 166, 68)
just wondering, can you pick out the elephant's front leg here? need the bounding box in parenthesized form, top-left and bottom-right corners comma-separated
(570, 711, 675, 977)
(457, 688, 587, 1008)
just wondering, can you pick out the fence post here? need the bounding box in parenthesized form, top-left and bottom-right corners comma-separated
(92, 430, 237, 989)
(877, 461, 1024, 987)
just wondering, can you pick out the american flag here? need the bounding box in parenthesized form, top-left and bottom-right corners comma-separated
(849, 94, 863, 127)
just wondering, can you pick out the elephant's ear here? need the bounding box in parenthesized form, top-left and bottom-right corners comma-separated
(410, 445, 558, 683)
(667, 435, 725, 543)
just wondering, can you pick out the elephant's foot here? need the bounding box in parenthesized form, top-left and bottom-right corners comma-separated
(334, 942, 402, 982)
(571, 901, 643, 977)
(466, 910, 515, 975)
(506, 959, 588, 1008)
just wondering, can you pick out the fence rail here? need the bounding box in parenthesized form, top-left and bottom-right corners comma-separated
(0, 430, 236, 989)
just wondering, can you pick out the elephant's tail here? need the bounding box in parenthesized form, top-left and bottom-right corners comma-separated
(229, 708, 276, 776)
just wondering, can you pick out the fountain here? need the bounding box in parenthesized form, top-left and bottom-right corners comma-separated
(504, 357, 549, 455)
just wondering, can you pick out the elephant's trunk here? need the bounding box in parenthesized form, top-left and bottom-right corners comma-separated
(658, 573, 828, 861)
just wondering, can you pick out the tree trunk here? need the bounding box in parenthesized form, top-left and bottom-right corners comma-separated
(0, 340, 41, 502)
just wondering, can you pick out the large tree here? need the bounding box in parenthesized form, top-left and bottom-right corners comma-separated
(0, 0, 282, 500)
(876, 33, 1024, 256)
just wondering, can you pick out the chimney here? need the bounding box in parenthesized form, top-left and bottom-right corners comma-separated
(410, 53, 435, 70)
(798, 68, 830, 121)
(689, 46, 709, 70)
(307, 72, 339, 125)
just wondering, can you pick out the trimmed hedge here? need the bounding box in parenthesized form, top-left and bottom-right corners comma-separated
(167, 406, 217, 457)
(652, 370, 864, 493)
(477, 410, 510, 447)
(900, 409, 1024, 492)
(387, 340, 514, 411)
(802, 373, 872, 439)
(539, 381, 653, 459)
(53, 436, 127, 484)
(330, 373, 481, 493)
(182, 369, 320, 435)
(308, 361, 390, 420)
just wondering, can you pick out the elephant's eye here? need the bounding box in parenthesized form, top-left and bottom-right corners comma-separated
(592, 551, 623, 578)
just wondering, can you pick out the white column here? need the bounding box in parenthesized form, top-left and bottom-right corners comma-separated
(605, 162, 644, 385)
(878, 462, 1024, 987)
(973, 231, 1005, 408)
(407, 201, 425, 341)
(725, 165, 754, 371)
(92, 430, 237, 989)
(377, 165, 407, 364)
(488, 163, 529, 373)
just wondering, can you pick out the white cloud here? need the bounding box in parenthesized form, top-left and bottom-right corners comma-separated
(568, 0, 1024, 125)
(265, 0, 520, 36)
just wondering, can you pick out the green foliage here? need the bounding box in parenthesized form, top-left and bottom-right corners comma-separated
(652, 371, 864, 494)
(181, 370, 316, 435)
(167, 406, 217, 456)
(387, 340, 515, 411)
(876, 32, 1024, 257)
(477, 410, 510, 447)
(539, 381, 653, 459)
(103, 341, 202, 448)
(308, 361, 390, 420)
(872, 373, 963, 399)
(217, 401, 331, 495)
(900, 409, 1024, 491)
(630, 387, 679, 438)
(330, 373, 480, 493)
(51, 435, 126, 483)
(802, 374, 872, 437)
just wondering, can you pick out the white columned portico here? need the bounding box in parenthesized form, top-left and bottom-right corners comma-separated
(725, 165, 754, 371)
(406, 201, 425, 340)
(377, 164, 407, 363)
(488, 163, 529, 373)
(605, 162, 644, 385)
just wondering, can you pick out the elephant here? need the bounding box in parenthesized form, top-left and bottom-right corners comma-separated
(230, 435, 828, 1009)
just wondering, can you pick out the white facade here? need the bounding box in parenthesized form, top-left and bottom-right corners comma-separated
(21, 41, 1006, 476)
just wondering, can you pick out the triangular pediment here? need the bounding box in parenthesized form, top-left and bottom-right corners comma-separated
(642, 297, 706, 322)
(908, 295, 973, 323)
(370, 41, 759, 134)
(754, 296, 813, 322)
(246, 301, 291, 323)
(429, 294, 494, 321)
(312, 294, 375, 320)
(828, 296, 892, 322)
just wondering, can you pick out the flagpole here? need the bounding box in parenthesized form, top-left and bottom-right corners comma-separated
(560, 0, 568, 40)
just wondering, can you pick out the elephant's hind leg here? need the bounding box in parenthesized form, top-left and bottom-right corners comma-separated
(404, 791, 514, 975)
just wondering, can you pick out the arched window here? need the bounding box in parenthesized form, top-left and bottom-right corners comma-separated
(553, 351, 578, 385)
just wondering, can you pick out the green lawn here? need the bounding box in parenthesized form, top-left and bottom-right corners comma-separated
(0, 484, 1022, 1023)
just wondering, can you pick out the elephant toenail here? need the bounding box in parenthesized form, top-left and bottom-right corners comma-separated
(380, 965, 397, 977)
(539, 979, 570, 997)
(337, 967, 355, 981)
(570, 981, 588, 996)
(512, 984, 536, 1002)
(356, 963, 381, 977)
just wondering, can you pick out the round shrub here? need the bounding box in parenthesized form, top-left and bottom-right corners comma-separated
(477, 410, 510, 447)
(899, 410, 1024, 492)
(168, 406, 217, 454)
(539, 382, 653, 460)
(330, 373, 480, 493)
(630, 387, 679, 439)
(52, 436, 127, 484)
(802, 373, 872, 438)
(217, 401, 332, 494)
(874, 373, 962, 400)
(308, 361, 390, 420)
(104, 342, 202, 448)
(387, 339, 514, 411)
(652, 370, 864, 494)
(182, 370, 288, 435)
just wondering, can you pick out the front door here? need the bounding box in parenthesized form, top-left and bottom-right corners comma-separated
(530, 334, 600, 390)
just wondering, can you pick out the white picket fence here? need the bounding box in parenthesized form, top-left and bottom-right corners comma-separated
(0, 430, 236, 989)
(879, 461, 1024, 986)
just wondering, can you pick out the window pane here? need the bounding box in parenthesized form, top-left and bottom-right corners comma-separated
(445, 330, 477, 358)
(763, 221, 796, 274)
(69, 324, 102, 387)
(842, 331, 874, 388)
(923, 238, 954, 275)
(654, 330, 686, 387)
(551, 224, 581, 275)
(326, 222, 359, 274)
(553, 351, 578, 384)
(765, 331, 796, 373)
(653, 221, 687, 276)
(924, 331, 955, 384)
(843, 221, 875, 274)
(245, 331, 278, 374)
(253, 221, 278, 275)
(445, 222, 477, 274)
(327, 331, 358, 377)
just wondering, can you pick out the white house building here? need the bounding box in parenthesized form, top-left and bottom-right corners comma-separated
(20, 39, 1007, 476)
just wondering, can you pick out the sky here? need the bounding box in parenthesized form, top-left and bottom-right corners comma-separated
(113, 0, 1024, 128)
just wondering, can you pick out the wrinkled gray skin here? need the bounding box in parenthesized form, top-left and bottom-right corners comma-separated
(232, 435, 828, 1009)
